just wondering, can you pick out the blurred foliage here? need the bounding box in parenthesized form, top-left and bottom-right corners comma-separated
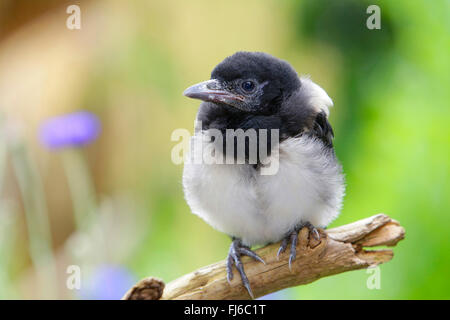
(0, 0, 449, 299)
(290, 0, 450, 299)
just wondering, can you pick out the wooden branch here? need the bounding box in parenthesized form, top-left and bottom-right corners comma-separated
(123, 214, 405, 300)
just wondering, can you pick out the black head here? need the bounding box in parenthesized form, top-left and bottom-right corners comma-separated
(184, 52, 301, 114)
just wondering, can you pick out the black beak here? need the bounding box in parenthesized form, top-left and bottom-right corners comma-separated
(183, 79, 244, 106)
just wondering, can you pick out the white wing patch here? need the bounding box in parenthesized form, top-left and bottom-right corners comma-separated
(299, 76, 333, 116)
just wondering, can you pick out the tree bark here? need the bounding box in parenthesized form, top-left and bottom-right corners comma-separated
(123, 214, 405, 300)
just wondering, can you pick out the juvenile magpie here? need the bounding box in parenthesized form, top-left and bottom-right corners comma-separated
(182, 52, 345, 298)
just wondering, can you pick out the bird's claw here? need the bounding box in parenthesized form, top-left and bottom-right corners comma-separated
(277, 237, 288, 260)
(303, 222, 320, 241)
(278, 221, 321, 270)
(226, 239, 265, 299)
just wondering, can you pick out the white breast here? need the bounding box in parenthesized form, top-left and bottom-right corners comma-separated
(182, 134, 345, 246)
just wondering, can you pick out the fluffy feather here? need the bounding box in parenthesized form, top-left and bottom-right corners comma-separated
(183, 133, 345, 246)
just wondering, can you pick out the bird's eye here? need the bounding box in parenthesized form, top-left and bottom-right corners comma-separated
(241, 81, 256, 93)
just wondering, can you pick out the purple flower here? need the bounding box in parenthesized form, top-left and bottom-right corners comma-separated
(81, 265, 136, 300)
(39, 111, 101, 149)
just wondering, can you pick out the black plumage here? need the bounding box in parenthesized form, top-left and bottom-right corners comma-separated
(195, 52, 333, 165)
(182, 51, 344, 298)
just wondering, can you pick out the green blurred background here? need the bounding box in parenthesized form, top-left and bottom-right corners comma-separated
(0, 0, 449, 299)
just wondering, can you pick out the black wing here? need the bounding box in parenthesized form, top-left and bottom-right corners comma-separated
(311, 111, 334, 148)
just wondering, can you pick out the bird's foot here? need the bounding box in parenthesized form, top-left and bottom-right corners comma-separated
(277, 222, 321, 271)
(226, 238, 265, 299)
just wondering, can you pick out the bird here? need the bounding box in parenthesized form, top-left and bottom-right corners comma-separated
(182, 51, 345, 298)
